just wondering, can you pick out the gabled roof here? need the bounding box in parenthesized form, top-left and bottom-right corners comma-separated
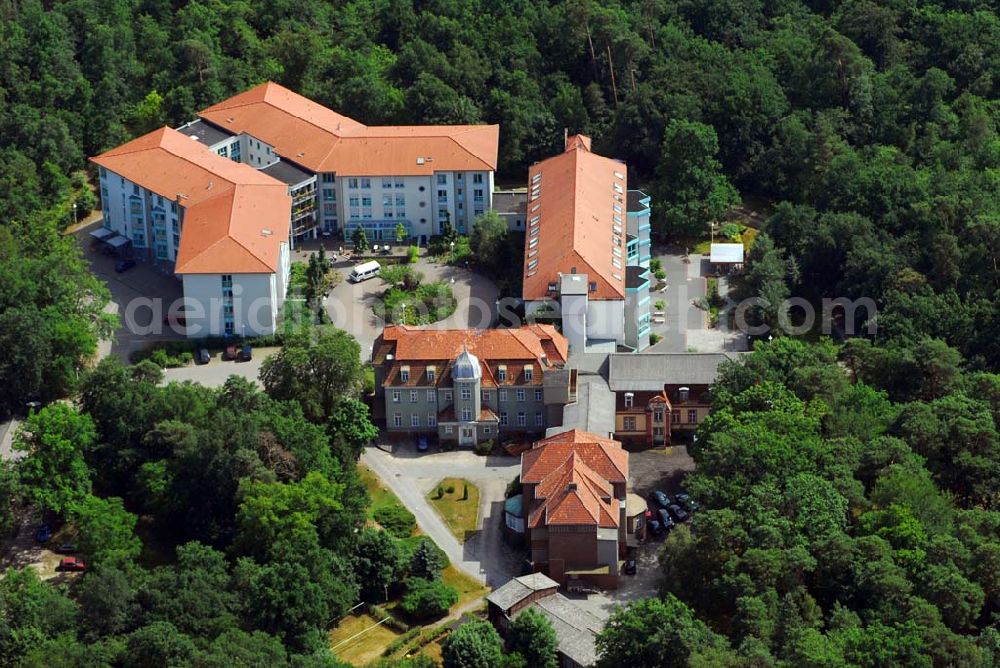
(198, 81, 499, 175)
(91, 127, 290, 274)
(522, 430, 628, 529)
(608, 352, 748, 391)
(375, 325, 568, 366)
(523, 136, 628, 301)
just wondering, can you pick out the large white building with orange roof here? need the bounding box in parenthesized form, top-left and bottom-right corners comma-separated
(177, 81, 499, 243)
(92, 127, 292, 338)
(522, 136, 652, 353)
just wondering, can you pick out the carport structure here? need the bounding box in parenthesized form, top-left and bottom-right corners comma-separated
(89, 227, 132, 256)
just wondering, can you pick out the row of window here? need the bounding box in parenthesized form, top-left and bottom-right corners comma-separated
(621, 409, 698, 431)
(392, 388, 543, 403)
(392, 411, 542, 428)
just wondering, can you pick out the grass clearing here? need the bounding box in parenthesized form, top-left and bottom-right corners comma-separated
(442, 563, 488, 609)
(427, 478, 480, 542)
(359, 463, 417, 537)
(329, 613, 402, 665)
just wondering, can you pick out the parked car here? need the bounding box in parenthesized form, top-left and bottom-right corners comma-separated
(417, 435, 429, 452)
(223, 344, 238, 361)
(196, 348, 211, 365)
(647, 519, 663, 535)
(624, 558, 637, 575)
(114, 259, 136, 273)
(676, 493, 699, 512)
(34, 524, 52, 543)
(56, 542, 78, 554)
(57, 557, 86, 572)
(238, 344, 252, 362)
(651, 490, 673, 508)
(657, 508, 676, 531)
(668, 504, 690, 523)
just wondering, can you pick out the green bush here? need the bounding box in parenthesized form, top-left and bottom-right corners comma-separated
(650, 333, 662, 345)
(399, 535, 450, 570)
(373, 504, 416, 539)
(474, 439, 495, 456)
(650, 258, 662, 273)
(655, 269, 667, 280)
(445, 485, 455, 494)
(398, 578, 458, 620)
(407, 245, 419, 264)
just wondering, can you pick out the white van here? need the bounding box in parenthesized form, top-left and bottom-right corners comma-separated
(349, 260, 381, 283)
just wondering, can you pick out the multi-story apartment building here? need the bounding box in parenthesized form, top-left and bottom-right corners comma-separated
(91, 128, 291, 337)
(521, 136, 651, 354)
(371, 325, 574, 447)
(177, 82, 499, 244)
(516, 429, 645, 590)
(607, 352, 746, 446)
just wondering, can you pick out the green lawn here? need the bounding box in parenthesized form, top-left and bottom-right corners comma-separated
(427, 478, 480, 542)
(329, 613, 403, 666)
(359, 463, 416, 536)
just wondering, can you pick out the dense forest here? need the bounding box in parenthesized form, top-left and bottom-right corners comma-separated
(3, 0, 1000, 665)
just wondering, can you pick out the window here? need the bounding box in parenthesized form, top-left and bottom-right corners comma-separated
(393, 413, 402, 427)
(349, 178, 358, 189)
(400, 367, 409, 382)
(411, 415, 420, 427)
(500, 412, 508, 426)
(392, 391, 400, 403)
(535, 412, 543, 426)
(360, 178, 371, 189)
(322, 173, 335, 183)
(427, 367, 436, 382)
(383, 178, 393, 188)
(624, 393, 634, 408)
(395, 195, 405, 207)
(383, 195, 393, 208)
(678, 387, 690, 402)
(461, 387, 472, 401)
(361, 196, 372, 207)
(654, 427, 665, 437)
(482, 390, 490, 402)
(688, 409, 698, 424)
(654, 409, 664, 423)
(473, 189, 484, 202)
(484, 427, 491, 434)
(498, 366, 507, 382)
(437, 174, 447, 185)
(437, 189, 448, 201)
(461, 407, 472, 421)
(534, 389, 543, 401)
(499, 389, 507, 402)
(349, 197, 360, 207)
(589, 282, 597, 293)
(473, 173, 483, 184)
(524, 366, 533, 381)
(474, 208, 484, 217)
(516, 389, 525, 402)
(444, 391, 453, 402)
(623, 416, 637, 431)
(428, 413, 437, 427)
(395, 179, 405, 188)
(445, 425, 453, 434)
(517, 412, 526, 427)
(672, 410, 681, 424)
(410, 390, 418, 403)
(426, 390, 435, 402)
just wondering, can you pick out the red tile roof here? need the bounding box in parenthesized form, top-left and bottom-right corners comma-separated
(521, 430, 628, 484)
(522, 136, 628, 301)
(375, 325, 568, 366)
(91, 128, 291, 274)
(524, 442, 625, 529)
(198, 81, 498, 176)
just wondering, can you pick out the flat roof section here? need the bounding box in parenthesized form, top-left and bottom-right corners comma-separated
(710, 243, 744, 264)
(493, 189, 527, 216)
(627, 189, 650, 213)
(260, 159, 315, 186)
(175, 119, 233, 147)
(626, 265, 648, 289)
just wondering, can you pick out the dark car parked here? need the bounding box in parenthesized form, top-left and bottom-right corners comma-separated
(657, 508, 676, 531)
(34, 524, 52, 543)
(238, 344, 252, 362)
(668, 504, 690, 523)
(651, 490, 673, 509)
(196, 348, 211, 365)
(647, 519, 663, 535)
(223, 344, 238, 361)
(676, 493, 699, 513)
(114, 259, 136, 273)
(624, 558, 637, 575)
(57, 557, 86, 572)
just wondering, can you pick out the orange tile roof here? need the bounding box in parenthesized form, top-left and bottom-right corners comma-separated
(526, 450, 621, 528)
(91, 128, 291, 274)
(376, 325, 568, 365)
(521, 430, 628, 485)
(198, 81, 499, 176)
(522, 136, 628, 301)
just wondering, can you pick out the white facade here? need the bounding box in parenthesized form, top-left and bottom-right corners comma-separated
(99, 167, 182, 264)
(181, 269, 284, 338)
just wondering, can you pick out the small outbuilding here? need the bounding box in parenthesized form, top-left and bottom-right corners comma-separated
(709, 242, 744, 273)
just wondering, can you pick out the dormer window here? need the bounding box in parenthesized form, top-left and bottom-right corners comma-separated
(426, 366, 436, 382)
(678, 387, 690, 402)
(400, 366, 410, 382)
(624, 392, 634, 408)
(498, 365, 507, 382)
(524, 366, 533, 381)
